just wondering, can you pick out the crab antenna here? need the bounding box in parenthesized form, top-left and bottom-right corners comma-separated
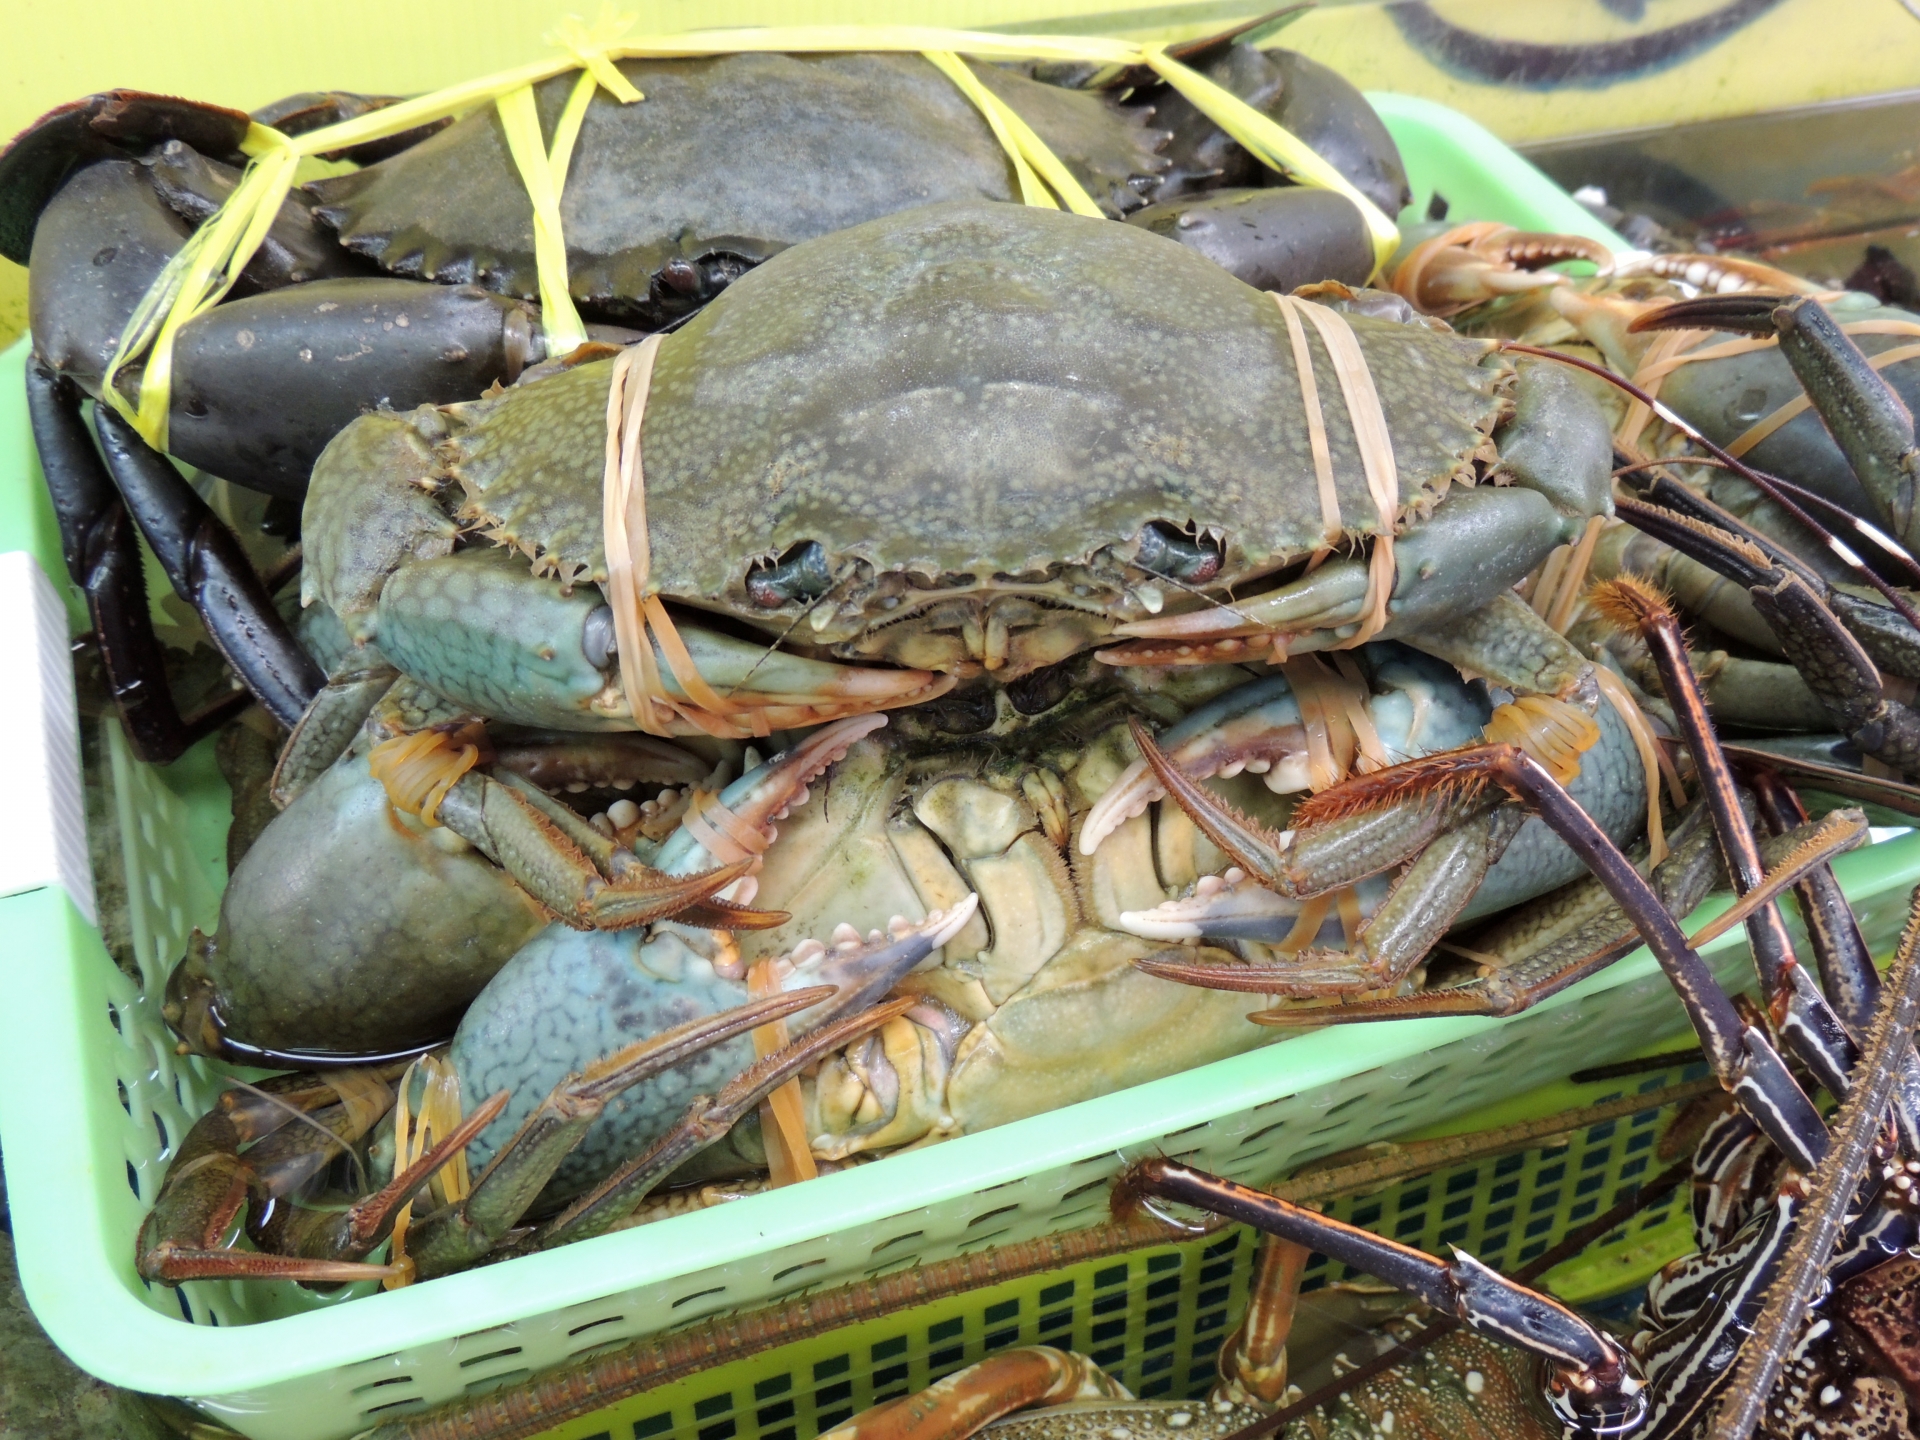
(1707, 890, 1920, 1440)
(1502, 341, 1920, 636)
(1371, 741, 1829, 1169)
(1586, 576, 1860, 1100)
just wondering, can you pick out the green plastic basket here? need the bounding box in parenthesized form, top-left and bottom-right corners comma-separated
(0, 92, 1913, 1440)
(365, 1057, 1710, 1440)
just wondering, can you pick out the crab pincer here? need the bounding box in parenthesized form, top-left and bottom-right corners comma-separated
(1120, 689, 1609, 1000)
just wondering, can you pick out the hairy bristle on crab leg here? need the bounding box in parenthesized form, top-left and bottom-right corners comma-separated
(1586, 576, 1865, 1102)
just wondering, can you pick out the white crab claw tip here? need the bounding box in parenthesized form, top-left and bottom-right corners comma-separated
(925, 892, 981, 947)
(831, 922, 862, 946)
(1225, 867, 1247, 885)
(1196, 875, 1224, 897)
(1221, 761, 1245, 778)
(887, 915, 912, 938)
(1118, 906, 1202, 941)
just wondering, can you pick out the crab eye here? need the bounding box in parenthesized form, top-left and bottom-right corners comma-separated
(1134, 522, 1222, 584)
(747, 541, 834, 608)
(583, 606, 618, 670)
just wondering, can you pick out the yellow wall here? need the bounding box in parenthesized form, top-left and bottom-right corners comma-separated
(6, 0, 1920, 349)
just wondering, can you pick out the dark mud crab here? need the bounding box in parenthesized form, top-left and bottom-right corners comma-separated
(298, 199, 1618, 750)
(5, 27, 1407, 759)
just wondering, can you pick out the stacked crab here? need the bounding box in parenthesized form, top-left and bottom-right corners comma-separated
(5, 29, 1914, 1316)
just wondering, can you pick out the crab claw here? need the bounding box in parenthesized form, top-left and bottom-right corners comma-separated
(1080, 677, 1316, 854)
(653, 714, 888, 875)
(1390, 223, 1612, 317)
(775, 894, 982, 1032)
(633, 620, 954, 735)
(1120, 869, 1389, 943)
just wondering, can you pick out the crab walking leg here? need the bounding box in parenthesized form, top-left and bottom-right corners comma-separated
(91, 402, 324, 730)
(1590, 577, 1861, 1099)
(399, 987, 835, 1280)
(1120, 713, 1547, 996)
(430, 768, 753, 930)
(137, 1065, 413, 1284)
(1116, 1160, 1648, 1440)
(1225, 743, 1832, 1167)
(1080, 655, 1493, 856)
(25, 364, 250, 763)
(245, 1090, 510, 1279)
(531, 998, 917, 1250)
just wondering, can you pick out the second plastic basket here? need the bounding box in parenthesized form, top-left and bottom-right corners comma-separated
(1, 90, 1913, 1440)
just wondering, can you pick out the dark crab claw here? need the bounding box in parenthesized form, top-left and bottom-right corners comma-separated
(0, 89, 251, 262)
(1632, 294, 1920, 552)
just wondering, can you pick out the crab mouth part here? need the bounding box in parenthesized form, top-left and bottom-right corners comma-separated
(738, 523, 1232, 680)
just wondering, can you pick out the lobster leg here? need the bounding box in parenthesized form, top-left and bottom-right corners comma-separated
(1591, 577, 1862, 1101)
(25, 362, 249, 761)
(1147, 739, 1833, 1169)
(91, 402, 323, 731)
(1620, 498, 1920, 777)
(1117, 1160, 1648, 1440)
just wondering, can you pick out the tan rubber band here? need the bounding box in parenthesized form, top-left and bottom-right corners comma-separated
(678, 792, 769, 866)
(604, 336, 671, 735)
(1329, 651, 1391, 772)
(1545, 514, 1608, 636)
(1276, 894, 1332, 956)
(1285, 298, 1401, 646)
(1592, 664, 1671, 869)
(1271, 294, 1341, 548)
(1728, 341, 1920, 458)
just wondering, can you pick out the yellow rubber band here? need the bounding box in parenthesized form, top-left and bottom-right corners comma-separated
(105, 25, 1389, 452)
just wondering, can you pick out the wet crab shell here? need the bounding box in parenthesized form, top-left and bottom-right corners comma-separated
(442, 201, 1510, 674)
(303, 53, 1172, 328)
